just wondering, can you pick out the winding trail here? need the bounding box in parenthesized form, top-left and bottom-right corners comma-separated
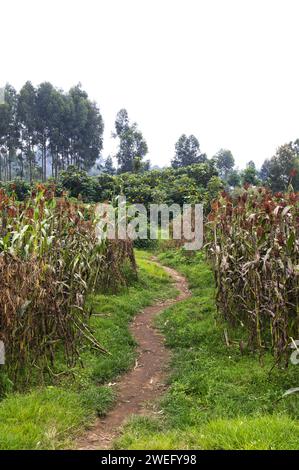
(76, 259, 191, 450)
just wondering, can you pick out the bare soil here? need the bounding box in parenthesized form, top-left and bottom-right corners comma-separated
(76, 260, 190, 450)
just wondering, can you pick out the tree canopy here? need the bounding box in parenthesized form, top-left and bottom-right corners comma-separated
(259, 142, 299, 191)
(171, 134, 207, 168)
(2, 82, 299, 197)
(102, 156, 116, 175)
(213, 149, 235, 181)
(114, 109, 148, 173)
(0, 82, 104, 181)
(241, 161, 260, 186)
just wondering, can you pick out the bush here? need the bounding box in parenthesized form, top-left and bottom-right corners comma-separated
(0, 179, 31, 200)
(59, 166, 98, 201)
(59, 163, 221, 208)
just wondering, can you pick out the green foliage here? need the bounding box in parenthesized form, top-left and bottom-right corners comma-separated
(0, 82, 104, 182)
(114, 109, 148, 173)
(57, 162, 219, 210)
(0, 84, 19, 181)
(213, 148, 235, 180)
(102, 156, 116, 175)
(226, 169, 241, 187)
(97, 173, 118, 200)
(171, 134, 207, 168)
(241, 160, 260, 185)
(117, 163, 218, 208)
(260, 142, 299, 191)
(59, 167, 119, 202)
(206, 176, 224, 202)
(59, 165, 98, 200)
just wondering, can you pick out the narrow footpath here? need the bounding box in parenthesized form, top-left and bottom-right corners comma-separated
(76, 260, 190, 450)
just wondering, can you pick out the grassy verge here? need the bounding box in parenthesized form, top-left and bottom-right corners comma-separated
(0, 250, 176, 450)
(115, 249, 299, 450)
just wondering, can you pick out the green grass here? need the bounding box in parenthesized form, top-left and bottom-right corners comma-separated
(113, 415, 299, 450)
(114, 248, 299, 450)
(0, 250, 176, 450)
(0, 388, 91, 450)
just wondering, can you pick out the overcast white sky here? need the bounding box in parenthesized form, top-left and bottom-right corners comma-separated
(1, 0, 299, 169)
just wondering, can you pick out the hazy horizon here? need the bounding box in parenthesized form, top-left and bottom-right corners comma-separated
(2, 0, 299, 170)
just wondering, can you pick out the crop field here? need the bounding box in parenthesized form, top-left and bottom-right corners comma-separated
(0, 181, 298, 452)
(0, 185, 137, 389)
(1, 22, 299, 455)
(207, 187, 299, 362)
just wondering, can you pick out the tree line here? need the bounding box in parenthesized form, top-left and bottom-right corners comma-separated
(0, 82, 104, 182)
(209, 144, 299, 192)
(1, 81, 299, 192)
(170, 136, 299, 192)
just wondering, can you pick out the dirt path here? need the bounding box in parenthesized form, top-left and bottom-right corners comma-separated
(76, 260, 190, 450)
